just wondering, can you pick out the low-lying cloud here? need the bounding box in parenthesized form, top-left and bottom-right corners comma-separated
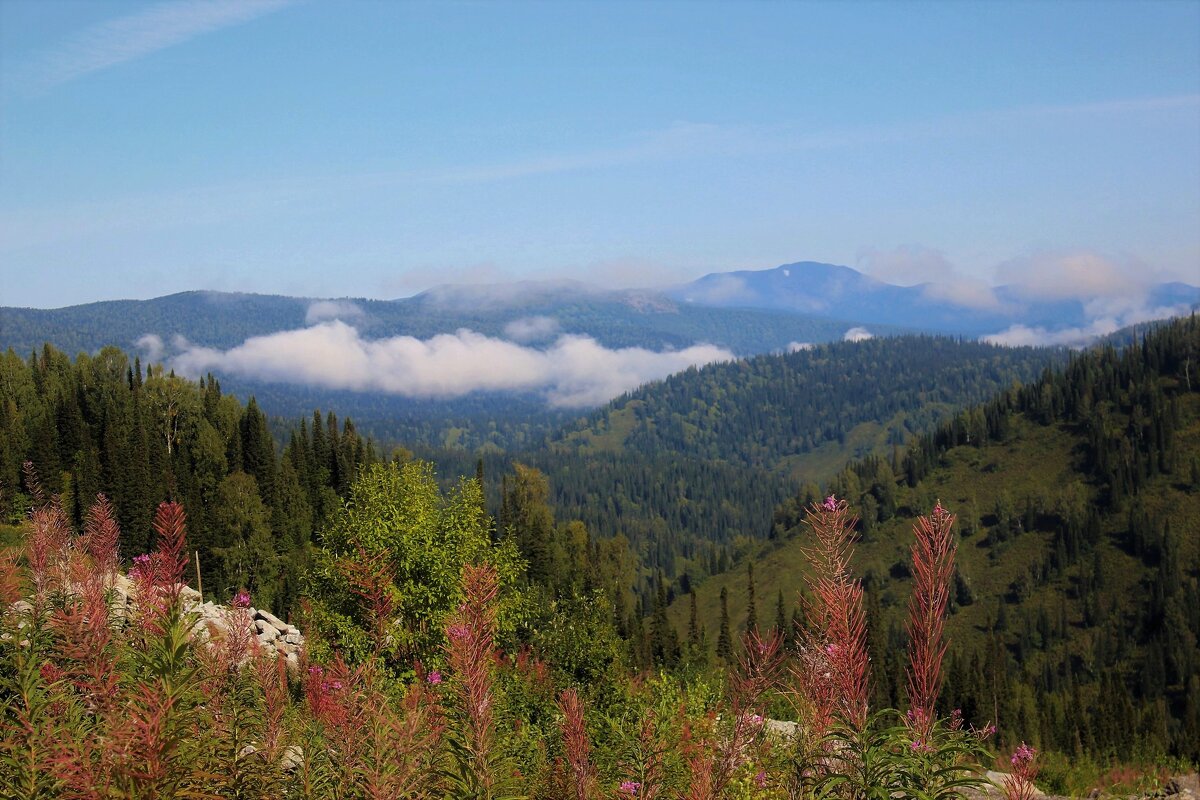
(843, 327, 873, 342)
(167, 321, 733, 408)
(135, 333, 165, 362)
(983, 303, 1190, 348)
(305, 300, 365, 324)
(503, 316, 560, 343)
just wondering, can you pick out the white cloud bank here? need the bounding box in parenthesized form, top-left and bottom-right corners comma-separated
(168, 321, 733, 408)
(984, 250, 1194, 347)
(843, 327, 873, 342)
(983, 304, 1191, 348)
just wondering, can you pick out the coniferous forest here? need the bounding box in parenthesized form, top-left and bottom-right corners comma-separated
(1, 317, 1197, 796)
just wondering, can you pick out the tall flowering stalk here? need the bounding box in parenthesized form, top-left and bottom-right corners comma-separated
(56, 495, 123, 716)
(129, 502, 191, 640)
(798, 495, 870, 731)
(80, 494, 121, 580)
(557, 688, 596, 800)
(344, 547, 397, 656)
(304, 656, 444, 798)
(26, 503, 71, 604)
(1003, 743, 1039, 800)
(905, 502, 957, 743)
(443, 562, 513, 797)
(688, 629, 781, 798)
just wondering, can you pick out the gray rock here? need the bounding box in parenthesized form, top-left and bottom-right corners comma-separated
(256, 609, 289, 633)
(255, 620, 280, 641)
(983, 771, 1046, 799)
(763, 719, 799, 740)
(280, 745, 303, 771)
(284, 632, 302, 645)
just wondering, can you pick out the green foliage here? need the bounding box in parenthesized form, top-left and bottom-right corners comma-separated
(682, 315, 1200, 765)
(812, 711, 992, 800)
(0, 343, 380, 616)
(304, 461, 526, 668)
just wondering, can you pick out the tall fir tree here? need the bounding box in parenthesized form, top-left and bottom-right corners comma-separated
(745, 560, 757, 633)
(717, 586, 732, 662)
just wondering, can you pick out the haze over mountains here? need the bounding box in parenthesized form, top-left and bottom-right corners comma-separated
(3, 260, 1196, 410)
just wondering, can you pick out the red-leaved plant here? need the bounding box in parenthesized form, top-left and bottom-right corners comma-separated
(905, 501, 958, 743)
(796, 495, 870, 732)
(557, 687, 597, 800)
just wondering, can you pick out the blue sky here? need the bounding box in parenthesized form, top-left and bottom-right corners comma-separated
(1, 0, 1198, 308)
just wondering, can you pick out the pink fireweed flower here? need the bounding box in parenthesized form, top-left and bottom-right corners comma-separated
(1011, 742, 1036, 766)
(129, 553, 152, 580)
(447, 622, 470, 642)
(619, 781, 640, 795)
(232, 590, 251, 609)
(823, 494, 838, 512)
(754, 771, 768, 788)
(427, 670, 443, 684)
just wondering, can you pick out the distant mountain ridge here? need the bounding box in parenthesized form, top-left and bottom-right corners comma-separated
(666, 261, 1200, 335)
(2, 259, 1195, 368)
(0, 282, 898, 360)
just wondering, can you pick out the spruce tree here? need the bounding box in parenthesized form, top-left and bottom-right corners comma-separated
(717, 586, 732, 662)
(688, 590, 700, 647)
(745, 561, 757, 633)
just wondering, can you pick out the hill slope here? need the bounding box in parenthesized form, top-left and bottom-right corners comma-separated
(480, 336, 1064, 591)
(671, 315, 1200, 760)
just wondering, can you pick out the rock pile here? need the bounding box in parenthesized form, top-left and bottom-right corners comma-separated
(3, 574, 307, 673)
(185, 598, 306, 672)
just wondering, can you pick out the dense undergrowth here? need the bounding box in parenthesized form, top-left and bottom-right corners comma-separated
(1, 461, 1038, 799)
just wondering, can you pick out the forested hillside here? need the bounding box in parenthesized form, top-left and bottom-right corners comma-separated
(0, 345, 383, 614)
(555, 336, 1060, 469)
(3, 334, 1062, 623)
(498, 337, 1062, 597)
(673, 315, 1200, 762)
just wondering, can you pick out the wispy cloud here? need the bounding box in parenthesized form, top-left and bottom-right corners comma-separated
(857, 245, 1004, 311)
(3, 91, 1195, 261)
(167, 321, 734, 408)
(15, 0, 292, 92)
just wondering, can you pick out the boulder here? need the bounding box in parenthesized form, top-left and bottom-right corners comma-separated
(255, 620, 280, 642)
(256, 609, 289, 633)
